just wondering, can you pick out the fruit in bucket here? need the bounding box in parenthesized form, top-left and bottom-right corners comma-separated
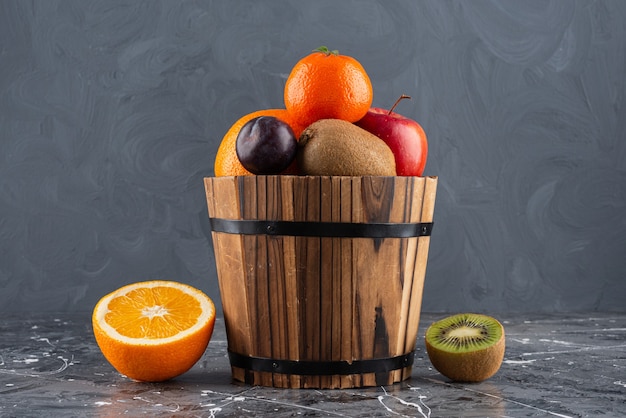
(236, 116, 298, 175)
(297, 119, 396, 176)
(214, 109, 305, 177)
(284, 46, 373, 127)
(355, 95, 428, 176)
(214, 47, 429, 178)
(424, 313, 505, 382)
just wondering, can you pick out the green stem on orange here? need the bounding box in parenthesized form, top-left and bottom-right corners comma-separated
(388, 94, 412, 115)
(314, 46, 339, 56)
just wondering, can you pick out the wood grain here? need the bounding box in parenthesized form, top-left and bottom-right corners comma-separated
(205, 175, 438, 389)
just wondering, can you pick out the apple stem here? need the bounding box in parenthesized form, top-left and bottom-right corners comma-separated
(388, 94, 411, 115)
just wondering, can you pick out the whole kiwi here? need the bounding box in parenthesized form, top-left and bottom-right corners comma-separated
(297, 119, 396, 176)
(424, 313, 505, 382)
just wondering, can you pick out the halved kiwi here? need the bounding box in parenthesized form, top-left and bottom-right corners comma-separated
(424, 313, 505, 382)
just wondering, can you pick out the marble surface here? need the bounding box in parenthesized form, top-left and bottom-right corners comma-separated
(1, 312, 624, 417)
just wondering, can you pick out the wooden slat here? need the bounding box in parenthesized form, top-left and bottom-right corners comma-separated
(204, 177, 250, 384)
(293, 176, 322, 388)
(329, 176, 343, 389)
(339, 176, 354, 388)
(242, 176, 270, 386)
(319, 176, 333, 388)
(395, 176, 425, 382)
(279, 176, 300, 388)
(265, 175, 287, 388)
(403, 177, 438, 372)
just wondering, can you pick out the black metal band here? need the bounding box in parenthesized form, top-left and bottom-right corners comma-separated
(209, 218, 433, 238)
(227, 350, 415, 376)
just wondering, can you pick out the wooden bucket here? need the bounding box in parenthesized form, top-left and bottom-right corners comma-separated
(204, 175, 437, 389)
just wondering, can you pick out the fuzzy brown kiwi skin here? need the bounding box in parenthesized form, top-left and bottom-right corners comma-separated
(297, 119, 396, 176)
(425, 315, 505, 383)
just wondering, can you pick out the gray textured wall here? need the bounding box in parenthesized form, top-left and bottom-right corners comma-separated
(1, 0, 624, 313)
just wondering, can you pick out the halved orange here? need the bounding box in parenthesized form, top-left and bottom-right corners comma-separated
(92, 280, 216, 382)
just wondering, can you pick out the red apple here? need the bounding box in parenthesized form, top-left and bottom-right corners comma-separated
(355, 95, 428, 176)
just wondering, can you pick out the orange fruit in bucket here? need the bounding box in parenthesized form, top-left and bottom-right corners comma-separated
(214, 109, 305, 177)
(92, 280, 216, 382)
(284, 46, 373, 127)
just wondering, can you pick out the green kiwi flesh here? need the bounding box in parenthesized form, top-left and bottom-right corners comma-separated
(425, 313, 505, 382)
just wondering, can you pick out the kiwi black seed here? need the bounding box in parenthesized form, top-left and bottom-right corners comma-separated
(424, 313, 505, 382)
(297, 119, 396, 176)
